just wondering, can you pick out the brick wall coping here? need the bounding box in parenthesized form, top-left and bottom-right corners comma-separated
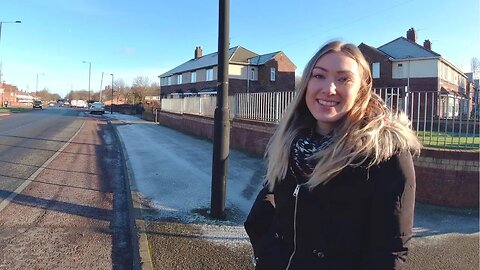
(421, 147, 479, 160)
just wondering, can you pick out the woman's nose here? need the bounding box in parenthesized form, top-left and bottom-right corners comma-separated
(321, 81, 336, 95)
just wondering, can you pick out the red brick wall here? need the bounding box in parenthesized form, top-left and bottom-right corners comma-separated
(414, 148, 479, 208)
(158, 111, 275, 156)
(158, 111, 479, 208)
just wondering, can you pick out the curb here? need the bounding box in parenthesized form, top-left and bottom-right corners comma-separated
(108, 118, 154, 270)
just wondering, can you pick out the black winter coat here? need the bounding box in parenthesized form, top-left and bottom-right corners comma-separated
(245, 151, 416, 270)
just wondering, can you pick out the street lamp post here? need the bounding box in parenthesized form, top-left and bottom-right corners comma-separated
(0, 20, 21, 47)
(211, 0, 230, 219)
(35, 73, 45, 99)
(157, 75, 161, 108)
(99, 72, 104, 102)
(0, 20, 21, 84)
(110, 73, 114, 114)
(82, 61, 91, 102)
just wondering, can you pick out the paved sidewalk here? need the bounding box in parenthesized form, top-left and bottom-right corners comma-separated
(107, 113, 479, 270)
(0, 115, 132, 269)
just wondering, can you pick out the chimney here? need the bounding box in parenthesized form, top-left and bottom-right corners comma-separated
(194, 46, 203, 59)
(406, 28, 417, 43)
(423, 39, 432, 51)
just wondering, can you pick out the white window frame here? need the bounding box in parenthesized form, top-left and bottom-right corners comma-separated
(178, 74, 183, 84)
(191, 71, 196, 83)
(167, 77, 172, 86)
(206, 68, 213, 81)
(372, 62, 380, 79)
(270, 67, 276, 81)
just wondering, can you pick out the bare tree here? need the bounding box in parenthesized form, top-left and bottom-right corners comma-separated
(115, 79, 127, 104)
(146, 82, 160, 96)
(471, 57, 480, 80)
(66, 90, 89, 101)
(37, 89, 61, 102)
(131, 76, 151, 104)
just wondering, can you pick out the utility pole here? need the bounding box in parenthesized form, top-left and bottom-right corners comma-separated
(157, 75, 162, 109)
(99, 72, 104, 102)
(110, 74, 114, 114)
(210, 0, 230, 219)
(83, 61, 91, 102)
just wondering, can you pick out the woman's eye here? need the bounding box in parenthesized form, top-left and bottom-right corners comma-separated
(312, 74, 325, 79)
(339, 77, 353, 83)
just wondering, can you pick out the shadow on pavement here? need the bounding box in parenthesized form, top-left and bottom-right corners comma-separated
(413, 202, 479, 237)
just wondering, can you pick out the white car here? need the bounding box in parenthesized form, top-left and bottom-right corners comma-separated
(89, 102, 105, 114)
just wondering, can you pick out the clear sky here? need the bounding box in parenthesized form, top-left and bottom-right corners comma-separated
(1, 0, 479, 98)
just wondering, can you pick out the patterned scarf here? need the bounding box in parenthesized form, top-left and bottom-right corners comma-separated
(290, 128, 333, 182)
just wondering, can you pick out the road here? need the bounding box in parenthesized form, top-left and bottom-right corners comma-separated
(0, 107, 133, 269)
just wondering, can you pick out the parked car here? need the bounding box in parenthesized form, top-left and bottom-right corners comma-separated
(89, 102, 105, 114)
(33, 100, 43, 109)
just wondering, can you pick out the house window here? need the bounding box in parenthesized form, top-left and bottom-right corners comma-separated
(270, 68, 276, 81)
(167, 77, 172, 86)
(191, 72, 196, 83)
(177, 74, 183, 84)
(206, 68, 213, 81)
(372, 62, 380, 79)
(250, 68, 256, 81)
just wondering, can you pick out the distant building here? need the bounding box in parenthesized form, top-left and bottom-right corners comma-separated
(0, 82, 34, 107)
(359, 28, 469, 118)
(466, 72, 480, 117)
(158, 46, 296, 97)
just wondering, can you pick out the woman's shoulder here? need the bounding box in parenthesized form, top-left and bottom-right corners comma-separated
(370, 151, 414, 169)
(368, 151, 416, 186)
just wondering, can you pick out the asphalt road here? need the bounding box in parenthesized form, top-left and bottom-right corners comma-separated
(0, 108, 82, 200)
(0, 107, 134, 269)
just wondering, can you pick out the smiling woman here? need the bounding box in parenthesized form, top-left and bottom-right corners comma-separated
(245, 40, 422, 270)
(305, 52, 362, 135)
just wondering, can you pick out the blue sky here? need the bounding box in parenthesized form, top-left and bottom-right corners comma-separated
(1, 0, 479, 98)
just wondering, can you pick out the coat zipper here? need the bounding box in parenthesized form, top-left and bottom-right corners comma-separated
(285, 184, 301, 270)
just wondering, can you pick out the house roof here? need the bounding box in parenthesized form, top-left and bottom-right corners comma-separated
(375, 36, 466, 78)
(377, 37, 441, 59)
(159, 46, 285, 78)
(248, 51, 280, 65)
(359, 42, 391, 57)
(160, 46, 258, 77)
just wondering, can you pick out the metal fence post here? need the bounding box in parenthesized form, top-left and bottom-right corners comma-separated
(401, 86, 408, 113)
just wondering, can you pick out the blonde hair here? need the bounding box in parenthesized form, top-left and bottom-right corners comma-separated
(265, 40, 421, 190)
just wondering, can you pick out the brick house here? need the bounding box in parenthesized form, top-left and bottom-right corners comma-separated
(0, 83, 34, 107)
(158, 46, 296, 97)
(359, 28, 469, 118)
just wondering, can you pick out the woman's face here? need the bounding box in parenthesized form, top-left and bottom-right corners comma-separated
(305, 51, 362, 135)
